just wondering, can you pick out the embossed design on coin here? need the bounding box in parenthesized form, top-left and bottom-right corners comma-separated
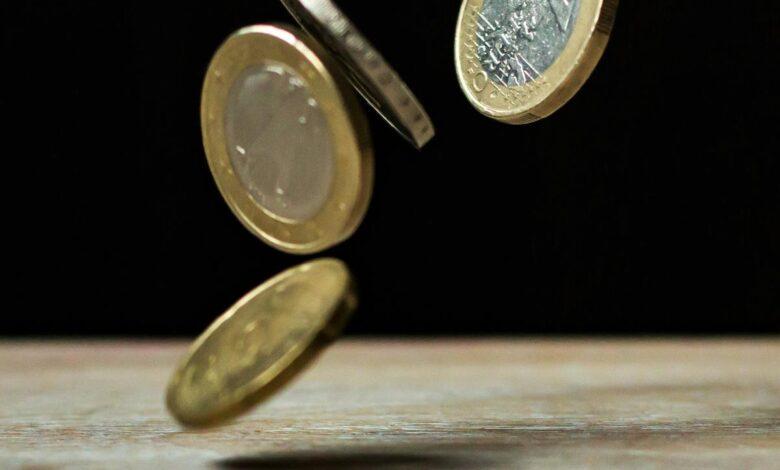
(166, 259, 356, 427)
(455, 0, 618, 124)
(225, 63, 334, 222)
(476, 0, 580, 87)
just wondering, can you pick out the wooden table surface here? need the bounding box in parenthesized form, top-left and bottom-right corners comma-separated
(1, 339, 778, 469)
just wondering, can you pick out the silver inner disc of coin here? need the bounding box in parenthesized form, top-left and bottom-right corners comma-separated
(477, 0, 580, 86)
(225, 63, 334, 222)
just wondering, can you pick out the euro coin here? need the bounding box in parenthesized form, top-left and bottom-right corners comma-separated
(201, 25, 373, 254)
(455, 0, 618, 123)
(281, 0, 435, 148)
(166, 258, 356, 427)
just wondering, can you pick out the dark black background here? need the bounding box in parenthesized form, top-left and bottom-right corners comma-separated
(4, 1, 778, 336)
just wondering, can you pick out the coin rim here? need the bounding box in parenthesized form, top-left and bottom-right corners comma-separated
(165, 258, 356, 428)
(280, 0, 435, 148)
(201, 24, 374, 254)
(455, 0, 618, 123)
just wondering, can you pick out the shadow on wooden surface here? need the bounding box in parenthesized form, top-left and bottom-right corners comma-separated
(218, 449, 494, 469)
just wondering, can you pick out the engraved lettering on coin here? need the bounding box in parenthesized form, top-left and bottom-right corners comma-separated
(476, 0, 580, 86)
(225, 63, 334, 222)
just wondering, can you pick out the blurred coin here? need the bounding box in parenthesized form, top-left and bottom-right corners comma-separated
(281, 0, 435, 148)
(166, 258, 356, 427)
(201, 25, 373, 254)
(455, 0, 618, 123)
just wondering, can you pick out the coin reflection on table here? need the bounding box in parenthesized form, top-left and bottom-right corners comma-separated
(166, 258, 356, 428)
(455, 0, 618, 124)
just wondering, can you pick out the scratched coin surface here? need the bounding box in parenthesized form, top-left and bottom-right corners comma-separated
(166, 258, 356, 427)
(202, 25, 373, 255)
(456, 0, 618, 123)
(281, 0, 435, 148)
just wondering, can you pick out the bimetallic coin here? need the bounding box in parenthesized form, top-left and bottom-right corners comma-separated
(202, 25, 373, 254)
(166, 258, 356, 427)
(281, 0, 435, 149)
(456, 0, 618, 123)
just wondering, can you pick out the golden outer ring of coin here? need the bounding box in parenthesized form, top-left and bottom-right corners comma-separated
(202, 25, 374, 254)
(455, 0, 618, 124)
(166, 258, 356, 428)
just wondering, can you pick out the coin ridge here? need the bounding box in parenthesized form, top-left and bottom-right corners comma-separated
(281, 0, 435, 148)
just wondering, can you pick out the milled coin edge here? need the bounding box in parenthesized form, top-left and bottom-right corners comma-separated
(281, 0, 435, 148)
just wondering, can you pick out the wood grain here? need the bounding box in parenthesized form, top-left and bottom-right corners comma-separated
(1, 339, 778, 468)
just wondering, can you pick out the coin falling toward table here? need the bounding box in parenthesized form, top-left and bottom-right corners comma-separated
(456, 0, 618, 123)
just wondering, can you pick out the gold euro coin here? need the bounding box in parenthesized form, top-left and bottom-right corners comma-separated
(455, 0, 618, 124)
(201, 25, 373, 254)
(166, 258, 356, 428)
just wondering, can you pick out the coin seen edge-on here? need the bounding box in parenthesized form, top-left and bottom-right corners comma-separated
(281, 0, 435, 148)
